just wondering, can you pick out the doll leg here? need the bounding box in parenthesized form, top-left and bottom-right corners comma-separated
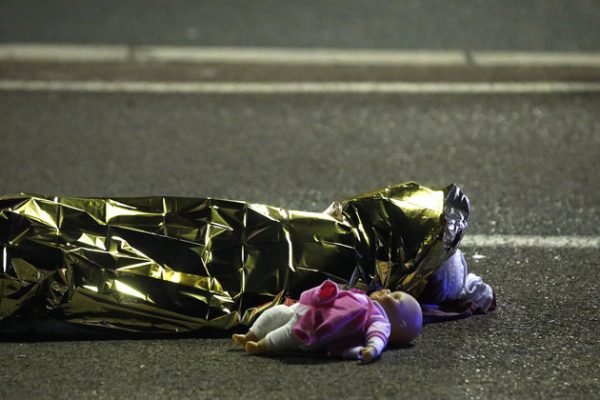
(248, 305, 296, 339)
(233, 304, 295, 346)
(245, 316, 302, 355)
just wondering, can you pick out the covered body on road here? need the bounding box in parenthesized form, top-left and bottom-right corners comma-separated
(0, 182, 469, 334)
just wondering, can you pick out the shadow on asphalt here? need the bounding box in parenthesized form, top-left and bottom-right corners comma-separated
(226, 340, 417, 365)
(0, 318, 236, 342)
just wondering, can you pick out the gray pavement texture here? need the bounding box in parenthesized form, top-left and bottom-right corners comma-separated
(1, 0, 600, 51)
(1, 91, 599, 399)
(1, 92, 599, 236)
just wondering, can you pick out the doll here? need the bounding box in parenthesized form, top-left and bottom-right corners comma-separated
(232, 279, 422, 364)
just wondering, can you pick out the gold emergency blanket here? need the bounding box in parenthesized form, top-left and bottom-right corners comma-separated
(0, 182, 469, 334)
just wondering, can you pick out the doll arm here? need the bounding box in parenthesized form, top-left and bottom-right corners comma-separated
(365, 310, 391, 346)
(341, 335, 386, 363)
(341, 312, 390, 362)
(359, 304, 392, 363)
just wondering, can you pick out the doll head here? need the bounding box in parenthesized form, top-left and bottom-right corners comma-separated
(369, 289, 422, 345)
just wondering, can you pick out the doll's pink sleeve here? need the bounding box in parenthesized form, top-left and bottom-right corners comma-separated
(365, 303, 391, 346)
(339, 301, 390, 360)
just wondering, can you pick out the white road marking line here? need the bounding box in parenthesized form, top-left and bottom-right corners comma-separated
(473, 51, 600, 67)
(0, 44, 129, 62)
(134, 46, 467, 65)
(462, 235, 600, 248)
(1, 80, 600, 94)
(1, 44, 600, 68)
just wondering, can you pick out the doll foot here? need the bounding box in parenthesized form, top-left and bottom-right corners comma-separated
(245, 341, 267, 355)
(232, 334, 247, 346)
(232, 332, 258, 347)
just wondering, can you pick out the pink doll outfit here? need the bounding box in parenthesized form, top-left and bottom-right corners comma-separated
(248, 280, 390, 360)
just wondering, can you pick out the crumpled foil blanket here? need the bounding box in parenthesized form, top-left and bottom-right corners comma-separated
(0, 182, 469, 334)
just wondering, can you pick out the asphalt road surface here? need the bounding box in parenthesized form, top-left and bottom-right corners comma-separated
(1, 0, 600, 50)
(1, 2, 599, 399)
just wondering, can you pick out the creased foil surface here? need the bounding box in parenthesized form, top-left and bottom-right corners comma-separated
(0, 182, 469, 333)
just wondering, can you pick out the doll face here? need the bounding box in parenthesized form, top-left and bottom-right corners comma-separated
(370, 289, 423, 345)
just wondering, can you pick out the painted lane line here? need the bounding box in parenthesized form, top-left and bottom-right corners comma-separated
(0, 44, 130, 62)
(134, 46, 467, 65)
(2, 44, 600, 68)
(461, 235, 600, 248)
(1, 80, 600, 94)
(0, 43, 465, 65)
(473, 51, 600, 67)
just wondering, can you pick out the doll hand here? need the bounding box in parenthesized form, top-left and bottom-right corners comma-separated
(359, 346, 378, 364)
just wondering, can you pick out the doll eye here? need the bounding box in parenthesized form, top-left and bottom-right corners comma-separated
(392, 293, 403, 300)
